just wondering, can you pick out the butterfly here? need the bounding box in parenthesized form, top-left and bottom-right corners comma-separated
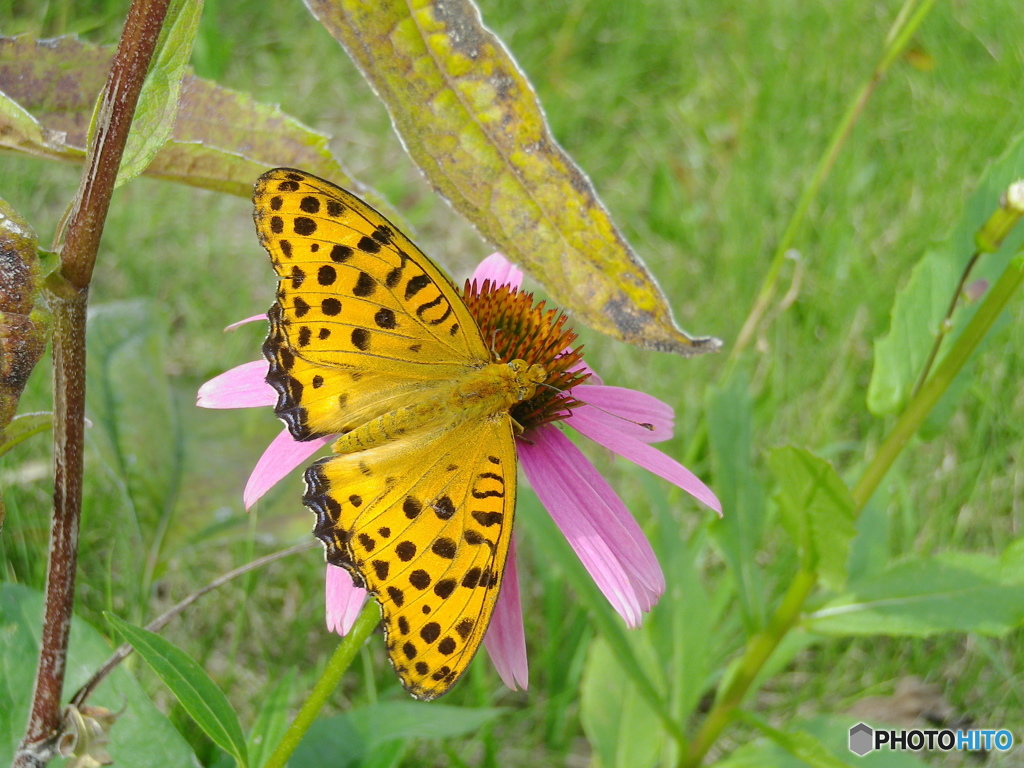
(253, 168, 546, 700)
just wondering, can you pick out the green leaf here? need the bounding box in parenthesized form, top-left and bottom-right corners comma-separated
(0, 583, 199, 767)
(0, 412, 52, 457)
(304, 0, 720, 355)
(115, 0, 205, 186)
(742, 713, 855, 768)
(769, 447, 856, 590)
(0, 34, 360, 199)
(715, 715, 929, 768)
(86, 300, 182, 527)
(581, 636, 667, 768)
(807, 551, 1024, 637)
(106, 612, 249, 768)
(707, 370, 766, 631)
(289, 703, 505, 768)
(347, 702, 506, 745)
(868, 130, 1024, 416)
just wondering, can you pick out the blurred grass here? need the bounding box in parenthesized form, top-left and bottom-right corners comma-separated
(2, 0, 1024, 765)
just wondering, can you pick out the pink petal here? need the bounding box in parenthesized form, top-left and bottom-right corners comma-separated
(568, 415, 722, 515)
(471, 252, 523, 290)
(244, 428, 331, 509)
(483, 536, 528, 691)
(325, 564, 370, 635)
(570, 385, 674, 443)
(197, 360, 275, 409)
(224, 314, 267, 332)
(518, 425, 665, 627)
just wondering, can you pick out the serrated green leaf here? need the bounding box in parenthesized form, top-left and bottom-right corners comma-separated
(106, 612, 249, 768)
(115, 0, 205, 186)
(769, 447, 856, 590)
(0, 34, 361, 199)
(0, 584, 200, 767)
(807, 551, 1024, 637)
(707, 371, 766, 631)
(581, 636, 667, 768)
(869, 130, 1024, 416)
(304, 0, 720, 355)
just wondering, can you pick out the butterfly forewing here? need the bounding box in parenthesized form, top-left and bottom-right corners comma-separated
(305, 415, 516, 700)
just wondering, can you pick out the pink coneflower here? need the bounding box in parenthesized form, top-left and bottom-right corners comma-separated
(198, 253, 720, 692)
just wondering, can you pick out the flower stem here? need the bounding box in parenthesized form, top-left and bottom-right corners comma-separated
(12, 2, 170, 766)
(853, 252, 1024, 508)
(684, 252, 1024, 767)
(262, 603, 380, 768)
(731, 0, 937, 359)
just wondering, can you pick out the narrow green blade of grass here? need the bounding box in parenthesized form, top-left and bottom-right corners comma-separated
(706, 371, 766, 632)
(247, 670, 297, 768)
(106, 612, 249, 768)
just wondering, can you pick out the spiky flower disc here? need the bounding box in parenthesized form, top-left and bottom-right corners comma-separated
(463, 279, 590, 430)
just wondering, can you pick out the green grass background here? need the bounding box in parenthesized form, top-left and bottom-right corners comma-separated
(2, 0, 1024, 765)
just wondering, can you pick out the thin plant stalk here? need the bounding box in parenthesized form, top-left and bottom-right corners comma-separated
(731, 0, 938, 358)
(681, 251, 1024, 768)
(12, 1, 171, 765)
(262, 603, 381, 768)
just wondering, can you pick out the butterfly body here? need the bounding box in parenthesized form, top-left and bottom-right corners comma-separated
(254, 168, 539, 699)
(331, 359, 546, 455)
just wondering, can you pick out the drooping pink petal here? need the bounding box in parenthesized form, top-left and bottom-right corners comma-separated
(471, 252, 523, 290)
(325, 564, 370, 635)
(570, 385, 674, 443)
(224, 314, 267, 332)
(244, 428, 331, 509)
(197, 360, 275, 409)
(483, 536, 528, 691)
(519, 425, 666, 626)
(568, 415, 722, 515)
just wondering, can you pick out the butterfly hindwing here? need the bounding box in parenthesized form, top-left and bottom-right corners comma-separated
(305, 414, 517, 700)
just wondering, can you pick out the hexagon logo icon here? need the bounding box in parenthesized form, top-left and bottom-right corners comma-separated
(849, 722, 874, 756)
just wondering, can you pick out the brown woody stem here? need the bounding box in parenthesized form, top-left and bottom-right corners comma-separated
(13, 1, 170, 765)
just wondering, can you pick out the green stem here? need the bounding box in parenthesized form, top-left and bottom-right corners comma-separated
(731, 0, 937, 359)
(684, 250, 1024, 767)
(853, 253, 1024, 508)
(263, 602, 380, 768)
